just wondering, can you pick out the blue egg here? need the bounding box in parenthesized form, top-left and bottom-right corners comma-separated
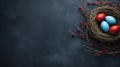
(105, 16, 116, 25)
(100, 21, 109, 32)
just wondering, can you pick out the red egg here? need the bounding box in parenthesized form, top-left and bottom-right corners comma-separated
(109, 25, 120, 34)
(96, 13, 106, 22)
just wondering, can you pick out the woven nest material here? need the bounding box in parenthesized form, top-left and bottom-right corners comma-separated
(87, 6, 120, 43)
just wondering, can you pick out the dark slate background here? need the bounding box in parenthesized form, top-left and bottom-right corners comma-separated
(0, 0, 120, 67)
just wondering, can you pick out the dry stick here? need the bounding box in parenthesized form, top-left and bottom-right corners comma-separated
(81, 10, 89, 20)
(74, 23, 90, 42)
(83, 45, 102, 55)
(106, 51, 120, 55)
(79, 22, 87, 34)
(83, 45, 99, 52)
(79, 23, 90, 44)
(79, 6, 89, 20)
(81, 0, 89, 20)
(73, 24, 86, 34)
(96, 0, 108, 7)
(87, 2, 101, 7)
(79, 7, 90, 42)
(85, 21, 90, 43)
(83, 43, 120, 55)
(69, 30, 76, 37)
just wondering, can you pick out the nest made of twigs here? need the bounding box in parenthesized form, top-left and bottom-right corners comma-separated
(87, 6, 120, 43)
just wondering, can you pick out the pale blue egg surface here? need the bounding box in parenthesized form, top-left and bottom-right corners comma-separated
(105, 16, 116, 25)
(100, 21, 109, 32)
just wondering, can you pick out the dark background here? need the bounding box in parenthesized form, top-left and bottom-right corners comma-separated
(0, 0, 120, 67)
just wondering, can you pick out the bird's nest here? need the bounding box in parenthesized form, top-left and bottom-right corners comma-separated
(88, 6, 120, 43)
(70, 0, 120, 56)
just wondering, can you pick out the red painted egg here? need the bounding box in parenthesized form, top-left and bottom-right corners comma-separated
(109, 25, 120, 34)
(96, 13, 106, 22)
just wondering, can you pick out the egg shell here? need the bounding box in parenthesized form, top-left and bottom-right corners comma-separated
(109, 25, 120, 34)
(100, 21, 110, 32)
(96, 13, 106, 22)
(105, 16, 116, 25)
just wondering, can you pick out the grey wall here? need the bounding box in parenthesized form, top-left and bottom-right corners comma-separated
(0, 0, 120, 67)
